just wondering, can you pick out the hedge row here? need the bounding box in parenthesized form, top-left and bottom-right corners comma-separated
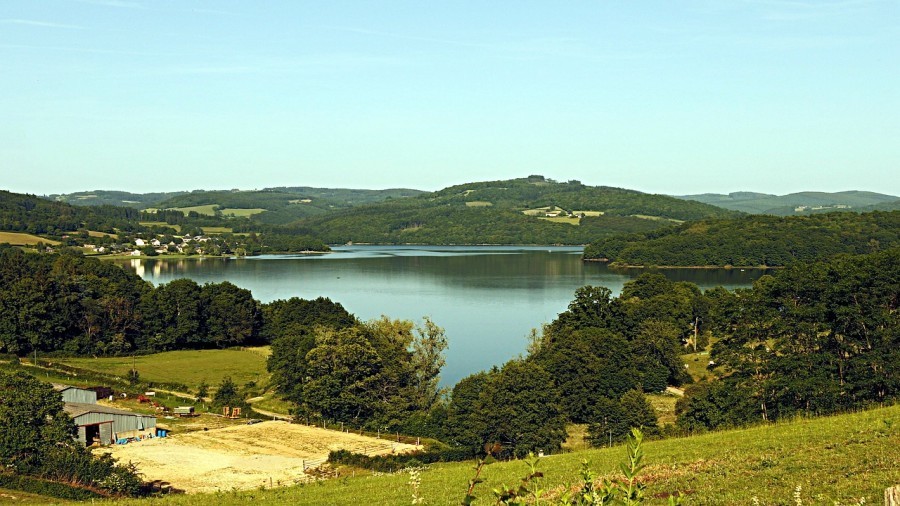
(0, 472, 103, 500)
(328, 446, 474, 472)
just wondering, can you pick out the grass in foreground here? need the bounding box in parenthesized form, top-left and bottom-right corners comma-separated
(100, 404, 899, 506)
(56, 347, 269, 393)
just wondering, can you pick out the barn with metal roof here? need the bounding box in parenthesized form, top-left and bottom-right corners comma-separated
(63, 403, 157, 446)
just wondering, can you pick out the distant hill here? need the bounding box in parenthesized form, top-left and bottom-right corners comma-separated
(48, 190, 188, 209)
(1, 189, 142, 236)
(152, 187, 425, 224)
(289, 176, 740, 245)
(675, 190, 899, 215)
(584, 210, 900, 267)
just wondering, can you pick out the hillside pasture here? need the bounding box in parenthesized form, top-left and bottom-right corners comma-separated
(199, 226, 233, 234)
(115, 404, 899, 505)
(171, 205, 219, 216)
(631, 214, 684, 223)
(56, 347, 270, 392)
(0, 232, 58, 246)
(140, 222, 182, 232)
(220, 208, 266, 217)
(540, 216, 580, 225)
(464, 201, 493, 207)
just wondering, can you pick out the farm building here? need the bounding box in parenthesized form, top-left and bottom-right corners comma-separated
(63, 403, 157, 446)
(54, 385, 99, 404)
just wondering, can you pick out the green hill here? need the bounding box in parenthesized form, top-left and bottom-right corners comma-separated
(47, 190, 188, 209)
(290, 176, 739, 245)
(149, 187, 425, 225)
(110, 404, 899, 505)
(0, 189, 143, 236)
(584, 210, 900, 266)
(676, 190, 898, 215)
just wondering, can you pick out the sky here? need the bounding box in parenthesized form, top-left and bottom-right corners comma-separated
(1, 1, 898, 196)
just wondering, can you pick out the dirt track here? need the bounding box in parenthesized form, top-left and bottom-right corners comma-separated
(103, 420, 419, 493)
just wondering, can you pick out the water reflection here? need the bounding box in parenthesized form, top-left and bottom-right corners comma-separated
(119, 246, 763, 384)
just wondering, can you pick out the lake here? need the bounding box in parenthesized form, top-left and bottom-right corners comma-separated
(124, 246, 763, 386)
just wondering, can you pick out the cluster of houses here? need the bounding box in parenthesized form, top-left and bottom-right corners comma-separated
(55, 385, 158, 446)
(81, 234, 215, 256)
(794, 204, 851, 212)
(128, 235, 213, 256)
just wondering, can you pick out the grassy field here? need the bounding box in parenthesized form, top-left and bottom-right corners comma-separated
(647, 392, 679, 425)
(464, 201, 493, 207)
(139, 222, 182, 232)
(170, 205, 219, 216)
(220, 208, 266, 217)
(199, 226, 233, 234)
(104, 403, 899, 505)
(540, 216, 581, 225)
(632, 214, 684, 224)
(0, 232, 58, 246)
(56, 347, 270, 393)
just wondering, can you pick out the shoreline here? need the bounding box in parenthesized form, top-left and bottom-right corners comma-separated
(583, 258, 780, 270)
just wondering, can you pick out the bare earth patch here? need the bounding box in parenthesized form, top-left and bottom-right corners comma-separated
(103, 421, 419, 493)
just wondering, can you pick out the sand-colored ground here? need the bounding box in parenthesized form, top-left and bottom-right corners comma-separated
(103, 421, 419, 493)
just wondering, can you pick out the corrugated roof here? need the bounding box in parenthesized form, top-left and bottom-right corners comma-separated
(64, 402, 154, 419)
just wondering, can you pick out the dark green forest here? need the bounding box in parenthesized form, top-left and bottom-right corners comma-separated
(584, 211, 900, 266)
(0, 246, 340, 355)
(677, 247, 899, 429)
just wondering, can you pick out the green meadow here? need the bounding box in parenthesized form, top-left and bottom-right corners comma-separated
(56, 347, 270, 392)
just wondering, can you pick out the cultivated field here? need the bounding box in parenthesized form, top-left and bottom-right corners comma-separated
(0, 232, 58, 246)
(57, 347, 270, 392)
(102, 421, 419, 494)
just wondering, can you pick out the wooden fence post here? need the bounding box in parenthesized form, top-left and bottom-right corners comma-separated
(886, 486, 900, 506)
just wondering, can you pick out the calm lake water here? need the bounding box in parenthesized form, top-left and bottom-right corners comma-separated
(124, 246, 763, 386)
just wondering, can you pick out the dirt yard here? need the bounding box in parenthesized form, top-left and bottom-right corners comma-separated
(102, 420, 419, 493)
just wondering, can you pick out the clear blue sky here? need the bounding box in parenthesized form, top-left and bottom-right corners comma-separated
(2, 1, 898, 196)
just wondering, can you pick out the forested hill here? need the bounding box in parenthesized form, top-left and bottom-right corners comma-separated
(47, 190, 188, 208)
(48, 187, 425, 225)
(675, 190, 899, 215)
(583, 210, 900, 267)
(0, 190, 143, 235)
(285, 176, 740, 245)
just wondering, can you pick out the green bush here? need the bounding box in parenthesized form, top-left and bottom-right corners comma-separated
(0, 472, 102, 500)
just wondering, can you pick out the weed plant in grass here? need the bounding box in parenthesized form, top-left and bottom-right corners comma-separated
(107, 404, 897, 506)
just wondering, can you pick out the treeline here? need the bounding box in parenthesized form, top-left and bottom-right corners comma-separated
(584, 211, 900, 266)
(0, 246, 337, 356)
(677, 247, 899, 429)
